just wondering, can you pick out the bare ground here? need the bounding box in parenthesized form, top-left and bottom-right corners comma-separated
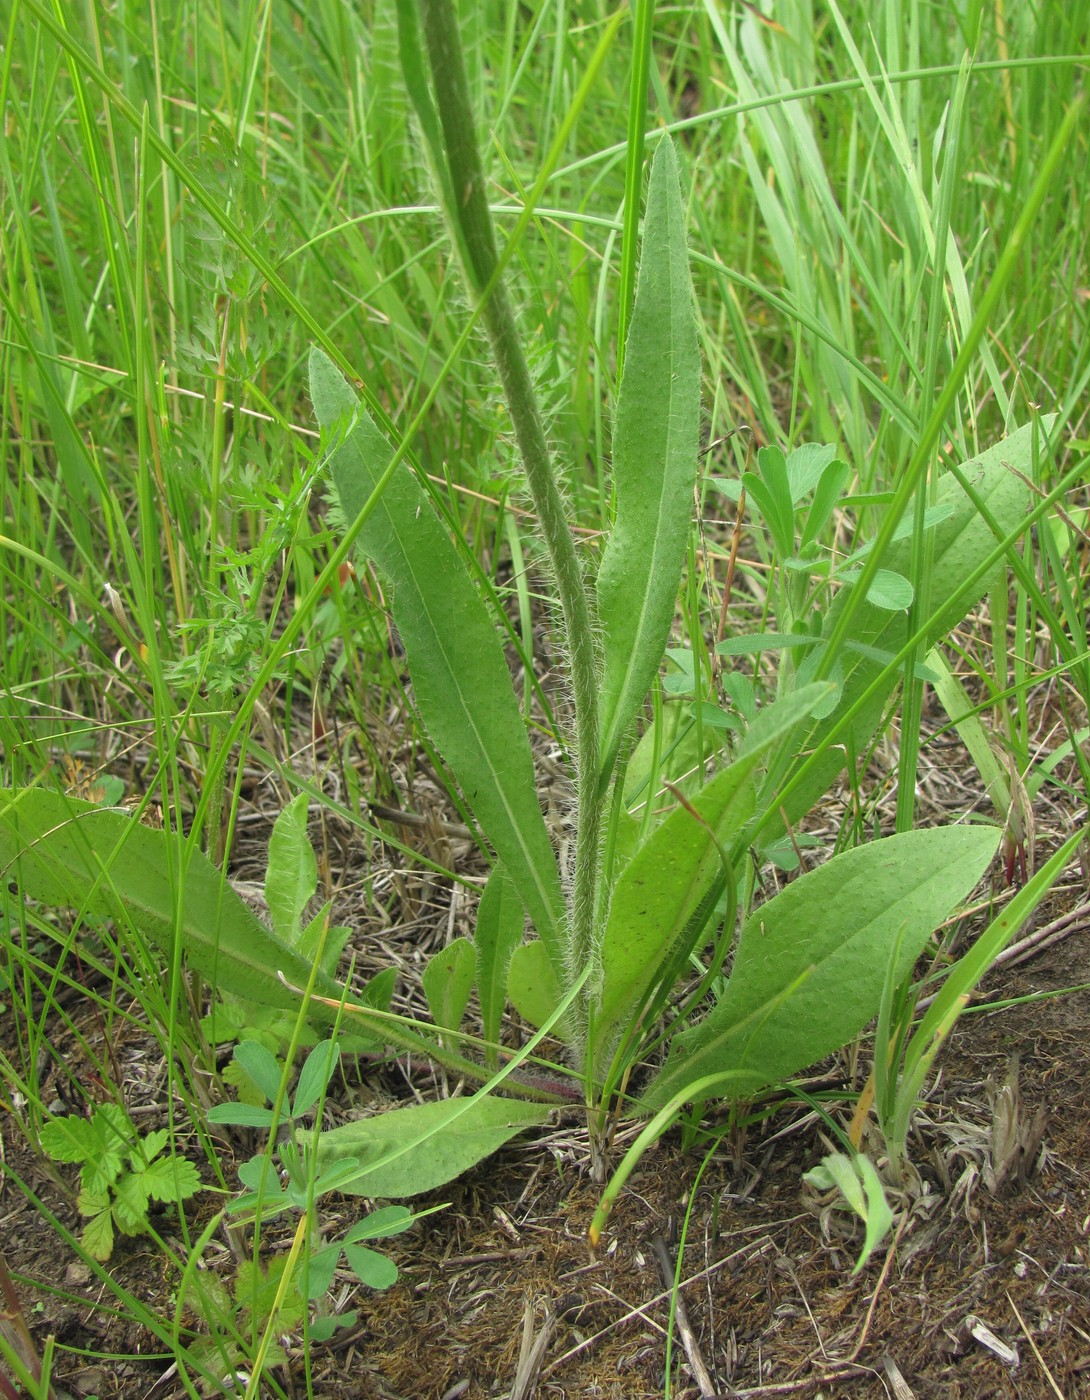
(2, 712, 1089, 1400)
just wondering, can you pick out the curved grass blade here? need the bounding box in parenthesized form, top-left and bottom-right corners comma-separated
(763, 425, 1043, 836)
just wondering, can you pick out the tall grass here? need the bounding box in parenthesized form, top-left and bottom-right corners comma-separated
(1, 0, 1086, 1389)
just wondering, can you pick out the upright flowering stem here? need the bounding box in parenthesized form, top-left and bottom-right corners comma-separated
(414, 0, 604, 1048)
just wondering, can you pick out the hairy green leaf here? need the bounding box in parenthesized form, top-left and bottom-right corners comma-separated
(474, 864, 525, 1063)
(422, 937, 476, 1035)
(591, 685, 834, 1079)
(596, 136, 701, 784)
(265, 793, 317, 944)
(0, 788, 344, 1013)
(506, 939, 562, 1031)
(233, 1041, 284, 1106)
(294, 1040, 340, 1117)
(310, 349, 564, 965)
(591, 760, 755, 1079)
(312, 1097, 550, 1197)
(344, 1245, 399, 1290)
(643, 825, 1000, 1109)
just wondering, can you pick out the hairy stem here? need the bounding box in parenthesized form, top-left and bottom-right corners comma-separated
(415, 0, 603, 1040)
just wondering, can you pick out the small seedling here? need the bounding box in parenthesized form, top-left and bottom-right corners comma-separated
(803, 1150, 894, 1274)
(206, 1038, 436, 1359)
(200, 794, 372, 1104)
(39, 1104, 201, 1261)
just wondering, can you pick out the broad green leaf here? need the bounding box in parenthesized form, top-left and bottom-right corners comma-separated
(310, 350, 564, 966)
(804, 1151, 893, 1274)
(0, 788, 346, 1015)
(783, 548, 828, 573)
(623, 697, 718, 811)
(40, 1115, 96, 1165)
(841, 501, 956, 564)
(688, 701, 742, 732)
(744, 469, 796, 561)
(236, 1259, 303, 1329)
(800, 459, 850, 548)
(752, 444, 795, 553)
(706, 476, 742, 502)
(474, 865, 525, 1062)
(265, 793, 317, 944)
(357, 965, 398, 1016)
(843, 639, 940, 682)
(113, 1172, 150, 1230)
(207, 1102, 277, 1129)
(596, 136, 701, 783)
(506, 939, 561, 1031)
(138, 1129, 169, 1164)
(311, 1158, 370, 1199)
(344, 1205, 415, 1241)
(863, 568, 913, 612)
(213, 1055, 270, 1108)
(237, 1156, 284, 1197)
(716, 631, 815, 657)
(298, 905, 351, 978)
(662, 648, 697, 695)
(422, 937, 475, 1034)
(736, 683, 840, 758)
(303, 1243, 341, 1300)
(854, 1157, 895, 1273)
(590, 758, 756, 1079)
(591, 685, 834, 1078)
(312, 1097, 550, 1197)
(722, 671, 757, 722)
(642, 825, 1000, 1109)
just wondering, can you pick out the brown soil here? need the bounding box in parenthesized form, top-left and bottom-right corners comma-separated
(3, 885, 1089, 1399)
(3, 705, 1089, 1400)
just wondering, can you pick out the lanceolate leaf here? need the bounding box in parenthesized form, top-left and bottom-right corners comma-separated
(590, 759, 756, 1080)
(0, 788, 345, 1013)
(506, 938, 562, 1031)
(422, 937, 476, 1034)
(265, 793, 318, 944)
(596, 136, 701, 787)
(310, 349, 564, 965)
(312, 1097, 550, 1198)
(641, 825, 1000, 1110)
(590, 684, 833, 1079)
(475, 863, 526, 1063)
(0, 789, 477, 1067)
